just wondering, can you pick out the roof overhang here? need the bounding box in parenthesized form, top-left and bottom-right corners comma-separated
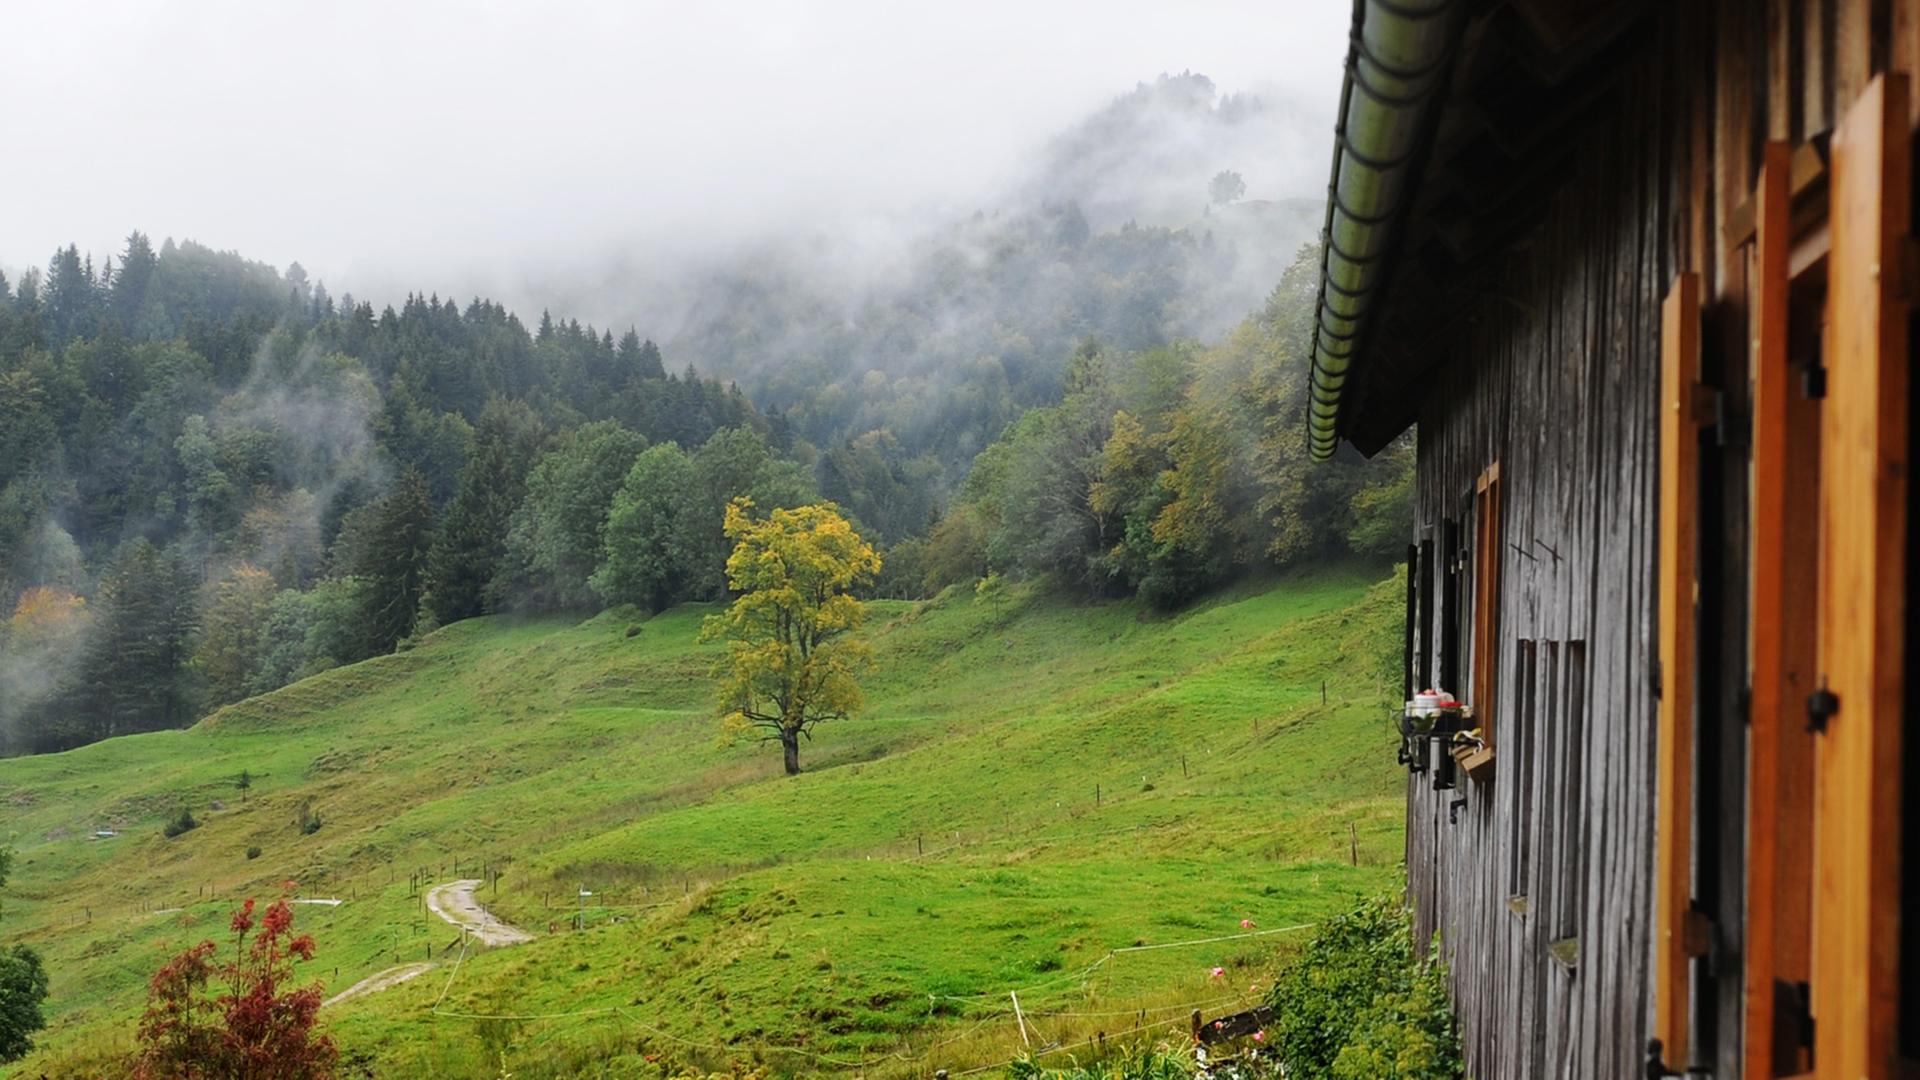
(1307, 0, 1653, 459)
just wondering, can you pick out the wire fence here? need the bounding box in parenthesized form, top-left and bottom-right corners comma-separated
(421, 914, 1313, 1074)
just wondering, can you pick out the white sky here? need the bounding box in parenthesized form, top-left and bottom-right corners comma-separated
(1, 1, 1349, 309)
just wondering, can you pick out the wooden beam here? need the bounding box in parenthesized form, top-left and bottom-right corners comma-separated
(1725, 138, 1831, 251)
(1747, 140, 1820, 1080)
(1656, 270, 1708, 1063)
(1815, 71, 1910, 1080)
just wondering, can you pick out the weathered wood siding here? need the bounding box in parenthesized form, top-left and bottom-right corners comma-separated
(1404, 46, 1674, 1080)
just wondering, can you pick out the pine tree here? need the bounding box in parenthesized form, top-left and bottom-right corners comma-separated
(421, 400, 543, 624)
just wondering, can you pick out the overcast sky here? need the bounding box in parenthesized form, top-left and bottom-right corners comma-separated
(2, 1, 1348, 312)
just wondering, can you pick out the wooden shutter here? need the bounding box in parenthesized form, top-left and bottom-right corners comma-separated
(1471, 465, 1502, 743)
(1745, 139, 1819, 1080)
(1813, 72, 1911, 1080)
(1655, 271, 1708, 1061)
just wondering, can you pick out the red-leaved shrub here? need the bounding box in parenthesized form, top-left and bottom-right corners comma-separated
(132, 892, 337, 1079)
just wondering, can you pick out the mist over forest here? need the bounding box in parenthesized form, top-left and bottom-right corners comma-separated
(0, 69, 1406, 759)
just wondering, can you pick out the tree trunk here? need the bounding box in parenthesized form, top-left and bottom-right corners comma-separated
(781, 729, 801, 775)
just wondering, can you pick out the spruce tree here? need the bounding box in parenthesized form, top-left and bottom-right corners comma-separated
(43, 244, 97, 344)
(66, 540, 198, 746)
(421, 399, 543, 624)
(113, 231, 157, 327)
(351, 468, 435, 653)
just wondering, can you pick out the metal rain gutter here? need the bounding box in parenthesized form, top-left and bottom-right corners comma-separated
(1307, 0, 1460, 461)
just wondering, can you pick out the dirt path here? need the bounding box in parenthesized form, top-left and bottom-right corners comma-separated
(425, 879, 533, 946)
(323, 962, 434, 1007)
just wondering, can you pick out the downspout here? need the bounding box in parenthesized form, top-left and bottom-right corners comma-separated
(1307, 0, 1462, 461)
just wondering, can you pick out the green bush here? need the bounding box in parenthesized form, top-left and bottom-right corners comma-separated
(161, 807, 199, 838)
(0, 943, 50, 1063)
(1267, 894, 1461, 1079)
(245, 846, 262, 860)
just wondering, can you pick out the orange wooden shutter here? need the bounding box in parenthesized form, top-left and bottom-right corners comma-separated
(1745, 140, 1820, 1079)
(1655, 271, 1707, 1061)
(1813, 72, 1911, 1080)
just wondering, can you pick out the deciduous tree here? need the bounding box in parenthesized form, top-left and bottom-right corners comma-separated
(0, 848, 48, 1064)
(493, 421, 646, 611)
(194, 566, 279, 707)
(700, 501, 880, 775)
(593, 442, 703, 612)
(1208, 169, 1247, 205)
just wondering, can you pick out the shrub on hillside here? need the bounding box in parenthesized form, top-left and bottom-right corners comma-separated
(162, 808, 199, 839)
(1266, 894, 1460, 1079)
(0, 944, 49, 1063)
(131, 895, 336, 1079)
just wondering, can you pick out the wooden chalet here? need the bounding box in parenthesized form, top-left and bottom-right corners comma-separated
(1308, 0, 1919, 1077)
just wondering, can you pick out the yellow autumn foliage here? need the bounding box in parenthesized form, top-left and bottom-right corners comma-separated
(698, 500, 881, 774)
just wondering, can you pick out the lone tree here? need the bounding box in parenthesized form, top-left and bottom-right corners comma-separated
(700, 499, 881, 775)
(1209, 169, 1247, 205)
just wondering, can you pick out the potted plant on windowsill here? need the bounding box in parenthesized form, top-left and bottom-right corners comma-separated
(1404, 690, 1470, 789)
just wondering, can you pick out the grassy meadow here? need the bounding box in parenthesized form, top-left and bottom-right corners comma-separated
(0, 567, 1406, 1077)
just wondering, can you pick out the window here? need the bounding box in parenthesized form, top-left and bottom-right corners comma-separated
(1471, 464, 1503, 742)
(1551, 642, 1587, 959)
(1403, 542, 1419, 704)
(1418, 532, 1436, 691)
(1507, 639, 1538, 904)
(1441, 518, 1463, 695)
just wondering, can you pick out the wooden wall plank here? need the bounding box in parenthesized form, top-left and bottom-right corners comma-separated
(1895, 0, 1920, 122)
(1814, 71, 1910, 1080)
(1835, 0, 1874, 103)
(1655, 271, 1705, 1062)
(1806, 0, 1832, 136)
(1771, 0, 1796, 140)
(1746, 140, 1820, 1080)
(1719, 0, 1759, 298)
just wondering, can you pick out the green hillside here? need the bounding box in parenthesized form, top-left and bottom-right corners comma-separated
(0, 567, 1405, 1078)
